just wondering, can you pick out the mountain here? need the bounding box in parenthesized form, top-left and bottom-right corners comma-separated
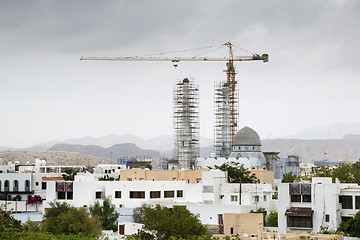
(31, 134, 213, 152)
(48, 143, 161, 166)
(262, 134, 360, 163)
(29, 140, 61, 149)
(0, 150, 111, 166)
(0, 146, 13, 151)
(284, 123, 360, 140)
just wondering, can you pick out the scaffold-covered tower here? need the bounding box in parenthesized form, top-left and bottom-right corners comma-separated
(173, 77, 200, 169)
(214, 80, 239, 157)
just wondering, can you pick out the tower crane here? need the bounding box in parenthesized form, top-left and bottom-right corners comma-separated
(80, 42, 268, 149)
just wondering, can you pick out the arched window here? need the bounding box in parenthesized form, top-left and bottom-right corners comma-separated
(4, 180, 9, 192)
(13, 180, 19, 191)
(25, 180, 30, 192)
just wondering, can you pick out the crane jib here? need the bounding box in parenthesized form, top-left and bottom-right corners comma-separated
(80, 54, 269, 63)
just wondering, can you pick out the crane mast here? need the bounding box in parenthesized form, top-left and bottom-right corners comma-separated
(81, 42, 268, 158)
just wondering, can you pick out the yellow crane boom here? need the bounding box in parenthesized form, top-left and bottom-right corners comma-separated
(80, 54, 268, 62)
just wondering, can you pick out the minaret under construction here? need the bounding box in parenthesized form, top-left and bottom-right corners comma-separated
(214, 80, 239, 157)
(173, 77, 200, 169)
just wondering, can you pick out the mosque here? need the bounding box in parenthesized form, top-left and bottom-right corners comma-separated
(195, 126, 267, 170)
(195, 126, 299, 183)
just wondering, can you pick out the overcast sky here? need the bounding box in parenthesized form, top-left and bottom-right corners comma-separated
(1, 0, 359, 148)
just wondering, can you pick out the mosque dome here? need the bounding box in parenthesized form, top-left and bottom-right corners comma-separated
(233, 126, 261, 146)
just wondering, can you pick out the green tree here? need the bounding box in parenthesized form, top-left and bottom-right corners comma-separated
(98, 175, 116, 181)
(213, 161, 257, 183)
(266, 211, 278, 227)
(0, 207, 21, 230)
(338, 211, 360, 237)
(332, 163, 355, 183)
(282, 172, 297, 183)
(145, 163, 153, 170)
(41, 201, 101, 237)
(62, 168, 77, 181)
(133, 204, 150, 224)
(138, 205, 209, 240)
(124, 229, 156, 240)
(351, 161, 360, 184)
(89, 197, 119, 231)
(22, 220, 41, 233)
(313, 166, 332, 178)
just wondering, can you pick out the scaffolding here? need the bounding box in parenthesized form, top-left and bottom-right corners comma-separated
(173, 77, 200, 169)
(214, 81, 239, 157)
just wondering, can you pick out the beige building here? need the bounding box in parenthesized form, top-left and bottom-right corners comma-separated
(251, 169, 274, 185)
(119, 168, 208, 183)
(223, 213, 263, 237)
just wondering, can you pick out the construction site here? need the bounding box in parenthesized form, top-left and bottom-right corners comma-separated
(81, 42, 268, 169)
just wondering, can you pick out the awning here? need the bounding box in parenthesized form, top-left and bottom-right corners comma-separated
(285, 207, 313, 217)
(42, 177, 63, 181)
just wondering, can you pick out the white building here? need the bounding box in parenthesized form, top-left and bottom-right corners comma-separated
(41, 169, 275, 227)
(278, 177, 360, 233)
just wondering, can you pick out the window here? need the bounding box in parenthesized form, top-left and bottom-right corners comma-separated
(25, 180, 30, 191)
(58, 192, 66, 199)
(4, 180, 9, 191)
(218, 214, 223, 225)
(164, 191, 175, 198)
(339, 196, 353, 209)
(230, 227, 234, 234)
(130, 191, 145, 199)
(13, 180, 19, 191)
(150, 191, 160, 198)
(325, 214, 330, 222)
(67, 192, 73, 200)
(287, 216, 312, 228)
(96, 191, 103, 199)
(290, 183, 312, 203)
(302, 195, 311, 202)
(115, 191, 121, 198)
(220, 195, 224, 199)
(291, 195, 301, 202)
(264, 195, 267, 202)
(356, 196, 360, 209)
(177, 190, 183, 198)
(255, 195, 259, 202)
(42, 182, 47, 190)
(231, 195, 238, 202)
(35, 182, 39, 186)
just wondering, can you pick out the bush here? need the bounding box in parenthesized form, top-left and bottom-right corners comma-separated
(13, 195, 22, 201)
(41, 202, 102, 237)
